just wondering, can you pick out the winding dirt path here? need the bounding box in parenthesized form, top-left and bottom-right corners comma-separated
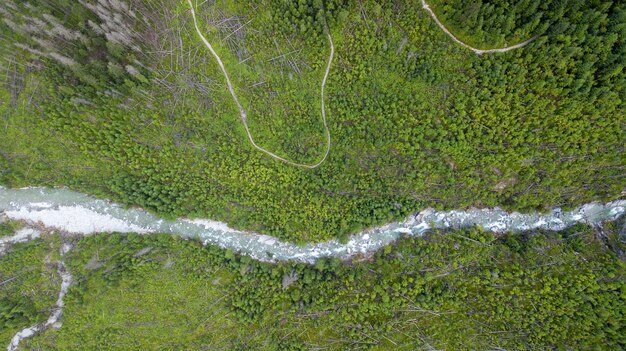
(187, 0, 334, 169)
(421, 0, 538, 54)
(188, 1, 535, 168)
(7, 243, 72, 351)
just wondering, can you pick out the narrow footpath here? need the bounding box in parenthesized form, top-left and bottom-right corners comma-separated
(187, 0, 334, 169)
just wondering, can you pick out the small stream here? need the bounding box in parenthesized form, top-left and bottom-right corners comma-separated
(1, 187, 624, 263)
(6, 243, 72, 351)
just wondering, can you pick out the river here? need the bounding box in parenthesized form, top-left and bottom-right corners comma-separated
(1, 186, 624, 263)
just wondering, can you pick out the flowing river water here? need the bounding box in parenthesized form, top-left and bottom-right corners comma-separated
(1, 187, 624, 263)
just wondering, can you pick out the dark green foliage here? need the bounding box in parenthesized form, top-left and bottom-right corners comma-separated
(271, 0, 349, 37)
(0, 297, 38, 331)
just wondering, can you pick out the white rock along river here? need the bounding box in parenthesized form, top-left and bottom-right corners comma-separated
(1, 187, 624, 263)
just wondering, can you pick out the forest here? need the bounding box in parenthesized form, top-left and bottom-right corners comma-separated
(0, 0, 624, 242)
(1, 0, 625, 349)
(0, 217, 624, 350)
